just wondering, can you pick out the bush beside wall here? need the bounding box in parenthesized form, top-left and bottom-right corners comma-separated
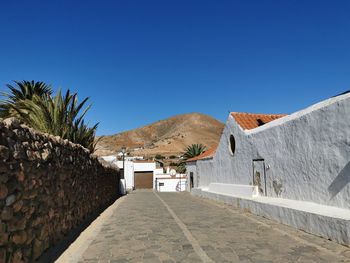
(0, 118, 120, 262)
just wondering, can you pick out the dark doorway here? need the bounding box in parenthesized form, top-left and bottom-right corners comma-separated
(190, 172, 194, 189)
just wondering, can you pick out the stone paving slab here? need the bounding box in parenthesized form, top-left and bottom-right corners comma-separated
(158, 192, 350, 263)
(64, 190, 350, 263)
(78, 191, 201, 263)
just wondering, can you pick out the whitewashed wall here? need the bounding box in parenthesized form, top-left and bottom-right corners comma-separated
(134, 162, 156, 172)
(101, 159, 157, 190)
(116, 160, 135, 189)
(197, 158, 215, 187)
(186, 162, 197, 191)
(193, 93, 350, 209)
(155, 177, 187, 192)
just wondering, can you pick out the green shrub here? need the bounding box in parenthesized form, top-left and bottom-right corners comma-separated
(155, 154, 165, 160)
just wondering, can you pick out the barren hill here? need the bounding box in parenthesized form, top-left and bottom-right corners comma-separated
(95, 113, 224, 157)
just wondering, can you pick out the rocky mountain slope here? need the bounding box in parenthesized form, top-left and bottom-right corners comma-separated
(95, 113, 224, 157)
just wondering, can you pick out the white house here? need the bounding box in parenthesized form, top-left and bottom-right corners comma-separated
(100, 156, 187, 192)
(187, 92, 350, 245)
(154, 168, 187, 192)
(186, 146, 217, 191)
(100, 156, 160, 190)
(116, 160, 158, 190)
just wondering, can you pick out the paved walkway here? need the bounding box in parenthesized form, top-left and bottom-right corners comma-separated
(58, 191, 350, 263)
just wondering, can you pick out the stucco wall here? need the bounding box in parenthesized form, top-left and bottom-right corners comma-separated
(133, 162, 156, 172)
(0, 118, 120, 262)
(196, 115, 255, 187)
(155, 177, 186, 192)
(116, 161, 157, 190)
(116, 160, 134, 189)
(197, 158, 215, 187)
(186, 162, 197, 191)
(194, 93, 350, 210)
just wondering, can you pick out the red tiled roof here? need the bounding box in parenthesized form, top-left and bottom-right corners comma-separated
(186, 146, 217, 162)
(231, 112, 287, 130)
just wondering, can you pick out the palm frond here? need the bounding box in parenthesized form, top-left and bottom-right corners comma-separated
(0, 81, 98, 152)
(183, 144, 207, 160)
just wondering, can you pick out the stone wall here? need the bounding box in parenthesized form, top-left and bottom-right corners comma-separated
(0, 118, 120, 262)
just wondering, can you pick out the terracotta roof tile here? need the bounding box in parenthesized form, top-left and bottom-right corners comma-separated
(186, 146, 217, 162)
(231, 112, 287, 130)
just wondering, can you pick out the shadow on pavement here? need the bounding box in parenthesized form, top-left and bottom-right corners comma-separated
(38, 196, 121, 263)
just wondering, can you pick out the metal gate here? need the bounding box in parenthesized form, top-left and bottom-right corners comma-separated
(252, 159, 267, 196)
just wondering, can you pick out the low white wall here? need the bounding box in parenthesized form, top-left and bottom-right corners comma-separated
(155, 177, 187, 192)
(192, 189, 350, 246)
(208, 183, 258, 197)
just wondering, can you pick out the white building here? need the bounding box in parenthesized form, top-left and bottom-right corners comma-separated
(154, 168, 186, 192)
(101, 155, 187, 192)
(116, 160, 158, 190)
(187, 92, 350, 245)
(100, 156, 159, 190)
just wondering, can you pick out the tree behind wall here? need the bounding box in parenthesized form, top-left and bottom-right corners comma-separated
(0, 80, 99, 152)
(177, 143, 207, 173)
(183, 144, 207, 160)
(0, 80, 52, 118)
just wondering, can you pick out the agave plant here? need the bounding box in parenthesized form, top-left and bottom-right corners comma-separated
(176, 144, 207, 173)
(69, 120, 99, 153)
(1, 81, 98, 152)
(0, 80, 52, 118)
(183, 144, 207, 160)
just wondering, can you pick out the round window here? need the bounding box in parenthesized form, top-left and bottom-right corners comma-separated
(229, 134, 236, 155)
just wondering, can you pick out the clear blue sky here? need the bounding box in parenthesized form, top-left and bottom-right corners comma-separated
(1, 0, 349, 135)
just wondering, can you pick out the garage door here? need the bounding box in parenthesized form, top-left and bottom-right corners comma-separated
(134, 171, 153, 189)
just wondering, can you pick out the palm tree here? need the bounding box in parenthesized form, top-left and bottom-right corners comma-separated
(11, 90, 98, 152)
(183, 144, 207, 160)
(1, 81, 98, 152)
(0, 80, 52, 118)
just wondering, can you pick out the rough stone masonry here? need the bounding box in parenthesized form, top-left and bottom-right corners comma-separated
(0, 118, 120, 262)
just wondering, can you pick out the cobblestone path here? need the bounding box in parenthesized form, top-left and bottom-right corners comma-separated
(58, 190, 350, 263)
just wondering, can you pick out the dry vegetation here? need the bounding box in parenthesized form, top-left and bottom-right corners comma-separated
(94, 113, 224, 157)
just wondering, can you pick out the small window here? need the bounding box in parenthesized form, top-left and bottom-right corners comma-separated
(257, 119, 265, 126)
(229, 135, 236, 155)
